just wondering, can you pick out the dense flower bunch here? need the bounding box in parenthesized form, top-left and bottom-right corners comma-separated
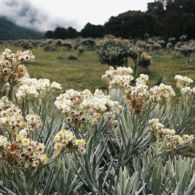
(25, 114, 42, 132)
(125, 75, 149, 113)
(102, 66, 134, 90)
(0, 48, 34, 82)
(175, 75, 193, 88)
(0, 96, 47, 169)
(53, 129, 86, 155)
(55, 89, 122, 127)
(175, 75, 195, 97)
(0, 96, 25, 134)
(148, 83, 176, 102)
(148, 119, 194, 150)
(0, 96, 41, 134)
(103, 68, 176, 107)
(0, 96, 85, 169)
(16, 78, 62, 99)
(0, 135, 48, 169)
(97, 36, 130, 68)
(122, 73, 175, 112)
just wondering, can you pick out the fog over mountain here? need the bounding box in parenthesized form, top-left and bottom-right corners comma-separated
(0, 0, 77, 32)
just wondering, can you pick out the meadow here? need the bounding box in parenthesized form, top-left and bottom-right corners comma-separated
(2, 44, 195, 91)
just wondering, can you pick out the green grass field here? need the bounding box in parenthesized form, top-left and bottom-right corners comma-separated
(2, 45, 195, 91)
(27, 48, 195, 91)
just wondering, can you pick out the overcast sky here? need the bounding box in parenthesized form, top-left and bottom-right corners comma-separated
(0, 0, 151, 31)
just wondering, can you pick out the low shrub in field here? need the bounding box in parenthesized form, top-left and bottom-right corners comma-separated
(97, 36, 130, 68)
(175, 42, 195, 65)
(137, 52, 152, 70)
(0, 49, 195, 195)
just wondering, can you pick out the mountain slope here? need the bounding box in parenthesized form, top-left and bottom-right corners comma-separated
(0, 17, 43, 40)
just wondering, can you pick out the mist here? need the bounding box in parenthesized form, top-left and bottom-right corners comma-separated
(0, 0, 77, 32)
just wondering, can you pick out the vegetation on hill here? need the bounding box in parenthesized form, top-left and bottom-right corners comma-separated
(0, 17, 42, 40)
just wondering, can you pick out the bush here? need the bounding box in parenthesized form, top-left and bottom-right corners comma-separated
(138, 52, 152, 68)
(97, 36, 130, 68)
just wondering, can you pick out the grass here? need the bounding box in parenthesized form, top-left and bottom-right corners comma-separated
(28, 47, 108, 91)
(2, 45, 195, 91)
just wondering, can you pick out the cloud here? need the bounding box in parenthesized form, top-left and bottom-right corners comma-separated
(0, 0, 77, 32)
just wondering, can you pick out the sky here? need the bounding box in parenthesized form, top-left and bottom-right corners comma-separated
(0, 0, 151, 31)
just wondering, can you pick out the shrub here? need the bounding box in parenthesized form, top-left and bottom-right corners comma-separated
(177, 44, 195, 65)
(97, 36, 130, 68)
(138, 52, 152, 69)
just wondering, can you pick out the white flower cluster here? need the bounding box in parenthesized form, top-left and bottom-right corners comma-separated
(180, 87, 195, 96)
(124, 73, 175, 113)
(102, 68, 177, 113)
(125, 79, 149, 113)
(148, 119, 194, 150)
(16, 78, 62, 99)
(0, 134, 48, 169)
(149, 84, 176, 102)
(0, 49, 34, 81)
(0, 96, 25, 133)
(55, 89, 122, 127)
(175, 75, 193, 88)
(0, 96, 41, 134)
(148, 119, 164, 133)
(54, 129, 86, 155)
(0, 96, 86, 169)
(174, 75, 195, 97)
(164, 134, 194, 150)
(25, 114, 42, 132)
(136, 74, 149, 85)
(0, 96, 48, 169)
(102, 66, 134, 89)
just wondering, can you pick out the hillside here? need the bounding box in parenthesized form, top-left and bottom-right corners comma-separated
(0, 17, 43, 40)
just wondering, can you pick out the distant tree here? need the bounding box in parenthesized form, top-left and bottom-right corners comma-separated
(147, 1, 164, 16)
(45, 30, 54, 39)
(166, 0, 195, 13)
(147, 0, 195, 38)
(44, 27, 79, 39)
(163, 0, 195, 38)
(66, 27, 79, 38)
(80, 23, 104, 38)
(53, 27, 68, 39)
(104, 11, 155, 38)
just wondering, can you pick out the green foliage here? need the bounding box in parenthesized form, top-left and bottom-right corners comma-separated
(81, 23, 104, 38)
(104, 11, 155, 38)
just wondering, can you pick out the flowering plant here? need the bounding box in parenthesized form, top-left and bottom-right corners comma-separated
(0, 48, 195, 195)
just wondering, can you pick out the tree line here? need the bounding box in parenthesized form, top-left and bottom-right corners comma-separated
(45, 0, 195, 39)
